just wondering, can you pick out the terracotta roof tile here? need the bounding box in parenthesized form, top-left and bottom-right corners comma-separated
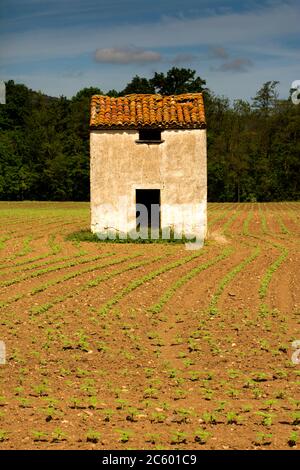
(90, 93, 206, 129)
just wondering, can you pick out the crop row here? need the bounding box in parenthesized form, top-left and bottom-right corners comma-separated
(275, 214, 291, 235)
(149, 247, 234, 314)
(0, 251, 117, 288)
(8, 248, 86, 274)
(97, 250, 206, 317)
(209, 246, 261, 315)
(207, 204, 236, 229)
(242, 209, 254, 236)
(0, 233, 64, 271)
(221, 209, 241, 236)
(0, 235, 9, 251)
(259, 244, 289, 300)
(0, 218, 84, 265)
(0, 252, 142, 310)
(30, 254, 168, 315)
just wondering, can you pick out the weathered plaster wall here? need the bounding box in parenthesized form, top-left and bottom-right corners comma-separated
(90, 128, 207, 242)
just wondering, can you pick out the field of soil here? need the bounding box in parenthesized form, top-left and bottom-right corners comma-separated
(0, 202, 299, 450)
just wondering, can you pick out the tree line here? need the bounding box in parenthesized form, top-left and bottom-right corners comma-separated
(0, 68, 299, 201)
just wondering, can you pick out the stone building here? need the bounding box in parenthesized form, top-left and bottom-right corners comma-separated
(90, 93, 207, 244)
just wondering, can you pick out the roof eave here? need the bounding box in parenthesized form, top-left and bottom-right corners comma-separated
(90, 123, 207, 131)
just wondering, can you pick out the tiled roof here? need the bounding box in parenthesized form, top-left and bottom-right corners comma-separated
(90, 93, 206, 129)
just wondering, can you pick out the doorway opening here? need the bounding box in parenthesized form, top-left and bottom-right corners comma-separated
(136, 189, 160, 232)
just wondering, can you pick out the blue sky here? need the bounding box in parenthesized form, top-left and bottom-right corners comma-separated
(0, 0, 299, 100)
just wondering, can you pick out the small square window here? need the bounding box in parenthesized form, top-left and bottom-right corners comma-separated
(136, 129, 163, 143)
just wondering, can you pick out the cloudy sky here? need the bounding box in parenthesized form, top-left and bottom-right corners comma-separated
(0, 0, 299, 100)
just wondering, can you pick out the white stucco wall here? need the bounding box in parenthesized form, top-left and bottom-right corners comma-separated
(90, 128, 207, 244)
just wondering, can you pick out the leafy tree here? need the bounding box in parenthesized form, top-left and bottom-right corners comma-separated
(120, 76, 155, 95)
(252, 81, 279, 113)
(0, 74, 299, 202)
(72, 87, 102, 101)
(0, 80, 32, 129)
(150, 67, 207, 95)
(106, 89, 120, 97)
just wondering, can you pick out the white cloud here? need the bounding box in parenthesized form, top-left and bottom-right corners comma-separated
(206, 61, 300, 101)
(0, 3, 299, 63)
(171, 53, 197, 64)
(94, 47, 161, 64)
(3, 60, 298, 101)
(0, 2, 299, 100)
(209, 46, 229, 59)
(217, 58, 254, 72)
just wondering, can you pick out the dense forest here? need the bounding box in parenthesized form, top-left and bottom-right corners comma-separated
(0, 68, 299, 202)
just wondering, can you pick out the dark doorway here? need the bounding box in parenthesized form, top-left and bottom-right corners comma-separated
(136, 189, 160, 232)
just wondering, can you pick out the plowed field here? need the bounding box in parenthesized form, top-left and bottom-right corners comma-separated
(0, 202, 299, 449)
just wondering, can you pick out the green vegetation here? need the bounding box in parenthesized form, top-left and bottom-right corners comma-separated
(1, 74, 299, 202)
(149, 247, 233, 314)
(0, 203, 298, 450)
(98, 251, 203, 316)
(259, 245, 289, 299)
(209, 246, 260, 315)
(0, 252, 116, 287)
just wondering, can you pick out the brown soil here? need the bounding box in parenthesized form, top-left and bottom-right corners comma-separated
(0, 202, 299, 450)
